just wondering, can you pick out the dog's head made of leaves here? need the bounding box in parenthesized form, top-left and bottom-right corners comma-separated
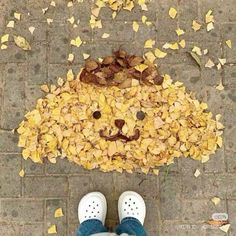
(17, 51, 223, 174)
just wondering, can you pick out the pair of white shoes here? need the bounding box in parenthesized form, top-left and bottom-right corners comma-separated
(79, 191, 146, 225)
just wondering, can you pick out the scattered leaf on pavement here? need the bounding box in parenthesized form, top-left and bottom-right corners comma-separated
(216, 81, 224, 91)
(54, 208, 64, 218)
(14, 36, 31, 50)
(194, 169, 201, 177)
(189, 52, 201, 67)
(155, 48, 167, 58)
(219, 224, 230, 233)
(179, 39, 186, 48)
(19, 169, 25, 177)
(175, 28, 185, 36)
(102, 33, 110, 39)
(144, 39, 155, 48)
(133, 21, 139, 32)
(14, 12, 21, 20)
(192, 20, 201, 31)
(29, 26, 35, 34)
(71, 36, 82, 47)
(205, 59, 215, 68)
(225, 40, 232, 48)
(48, 225, 57, 234)
(7, 20, 15, 28)
(1, 34, 9, 44)
(169, 7, 177, 19)
(211, 197, 221, 205)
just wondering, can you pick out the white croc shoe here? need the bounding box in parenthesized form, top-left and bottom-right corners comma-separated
(78, 192, 107, 225)
(118, 191, 146, 225)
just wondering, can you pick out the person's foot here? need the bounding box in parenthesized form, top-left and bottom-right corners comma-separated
(78, 192, 107, 225)
(118, 191, 146, 225)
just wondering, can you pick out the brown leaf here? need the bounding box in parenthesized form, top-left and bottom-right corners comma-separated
(85, 60, 98, 72)
(128, 56, 144, 67)
(154, 74, 164, 85)
(102, 56, 114, 65)
(114, 49, 127, 58)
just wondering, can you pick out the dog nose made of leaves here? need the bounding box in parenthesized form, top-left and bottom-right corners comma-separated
(99, 119, 140, 142)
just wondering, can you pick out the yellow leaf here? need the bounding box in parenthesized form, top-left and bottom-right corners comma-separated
(19, 169, 25, 177)
(67, 53, 74, 62)
(201, 155, 209, 163)
(57, 77, 64, 86)
(133, 21, 139, 32)
(95, 0, 105, 8)
(192, 20, 201, 31)
(194, 169, 201, 178)
(226, 39, 232, 48)
(153, 169, 159, 175)
(91, 7, 100, 17)
(142, 15, 147, 23)
(83, 53, 90, 59)
(1, 44, 7, 50)
(22, 149, 30, 159)
(211, 197, 221, 205)
(205, 10, 214, 23)
(54, 208, 64, 218)
(67, 69, 74, 81)
(14, 36, 31, 50)
(218, 58, 226, 65)
(154, 48, 167, 58)
(40, 84, 50, 93)
(192, 46, 202, 56)
(144, 51, 156, 63)
(163, 42, 179, 50)
(175, 28, 185, 36)
(124, 1, 134, 11)
(219, 224, 230, 233)
(1, 34, 9, 44)
(108, 141, 117, 157)
(50, 1, 56, 7)
(134, 64, 148, 73)
(29, 26, 35, 34)
(7, 20, 15, 28)
(42, 7, 48, 14)
(14, 12, 21, 20)
(67, 1, 73, 7)
(205, 59, 215, 68)
(169, 7, 177, 19)
(207, 22, 214, 32)
(179, 39, 186, 48)
(48, 225, 57, 234)
(47, 18, 53, 25)
(216, 81, 224, 91)
(70, 36, 82, 47)
(112, 12, 117, 19)
(67, 16, 75, 24)
(216, 136, 223, 147)
(203, 49, 208, 55)
(102, 33, 110, 39)
(144, 39, 155, 48)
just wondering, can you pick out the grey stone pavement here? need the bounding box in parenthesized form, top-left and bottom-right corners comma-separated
(0, 0, 236, 235)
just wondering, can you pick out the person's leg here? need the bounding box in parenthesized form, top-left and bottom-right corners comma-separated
(76, 219, 108, 236)
(115, 191, 147, 236)
(76, 192, 109, 236)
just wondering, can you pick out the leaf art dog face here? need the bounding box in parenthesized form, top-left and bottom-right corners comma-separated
(17, 51, 223, 174)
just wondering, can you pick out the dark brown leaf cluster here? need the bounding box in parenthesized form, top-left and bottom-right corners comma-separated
(79, 49, 164, 88)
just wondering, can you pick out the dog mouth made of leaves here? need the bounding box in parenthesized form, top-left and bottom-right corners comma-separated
(17, 49, 223, 174)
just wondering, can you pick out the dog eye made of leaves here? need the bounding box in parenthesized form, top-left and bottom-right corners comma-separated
(93, 110, 101, 119)
(136, 111, 145, 120)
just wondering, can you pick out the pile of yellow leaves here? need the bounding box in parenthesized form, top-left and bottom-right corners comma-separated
(17, 62, 223, 174)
